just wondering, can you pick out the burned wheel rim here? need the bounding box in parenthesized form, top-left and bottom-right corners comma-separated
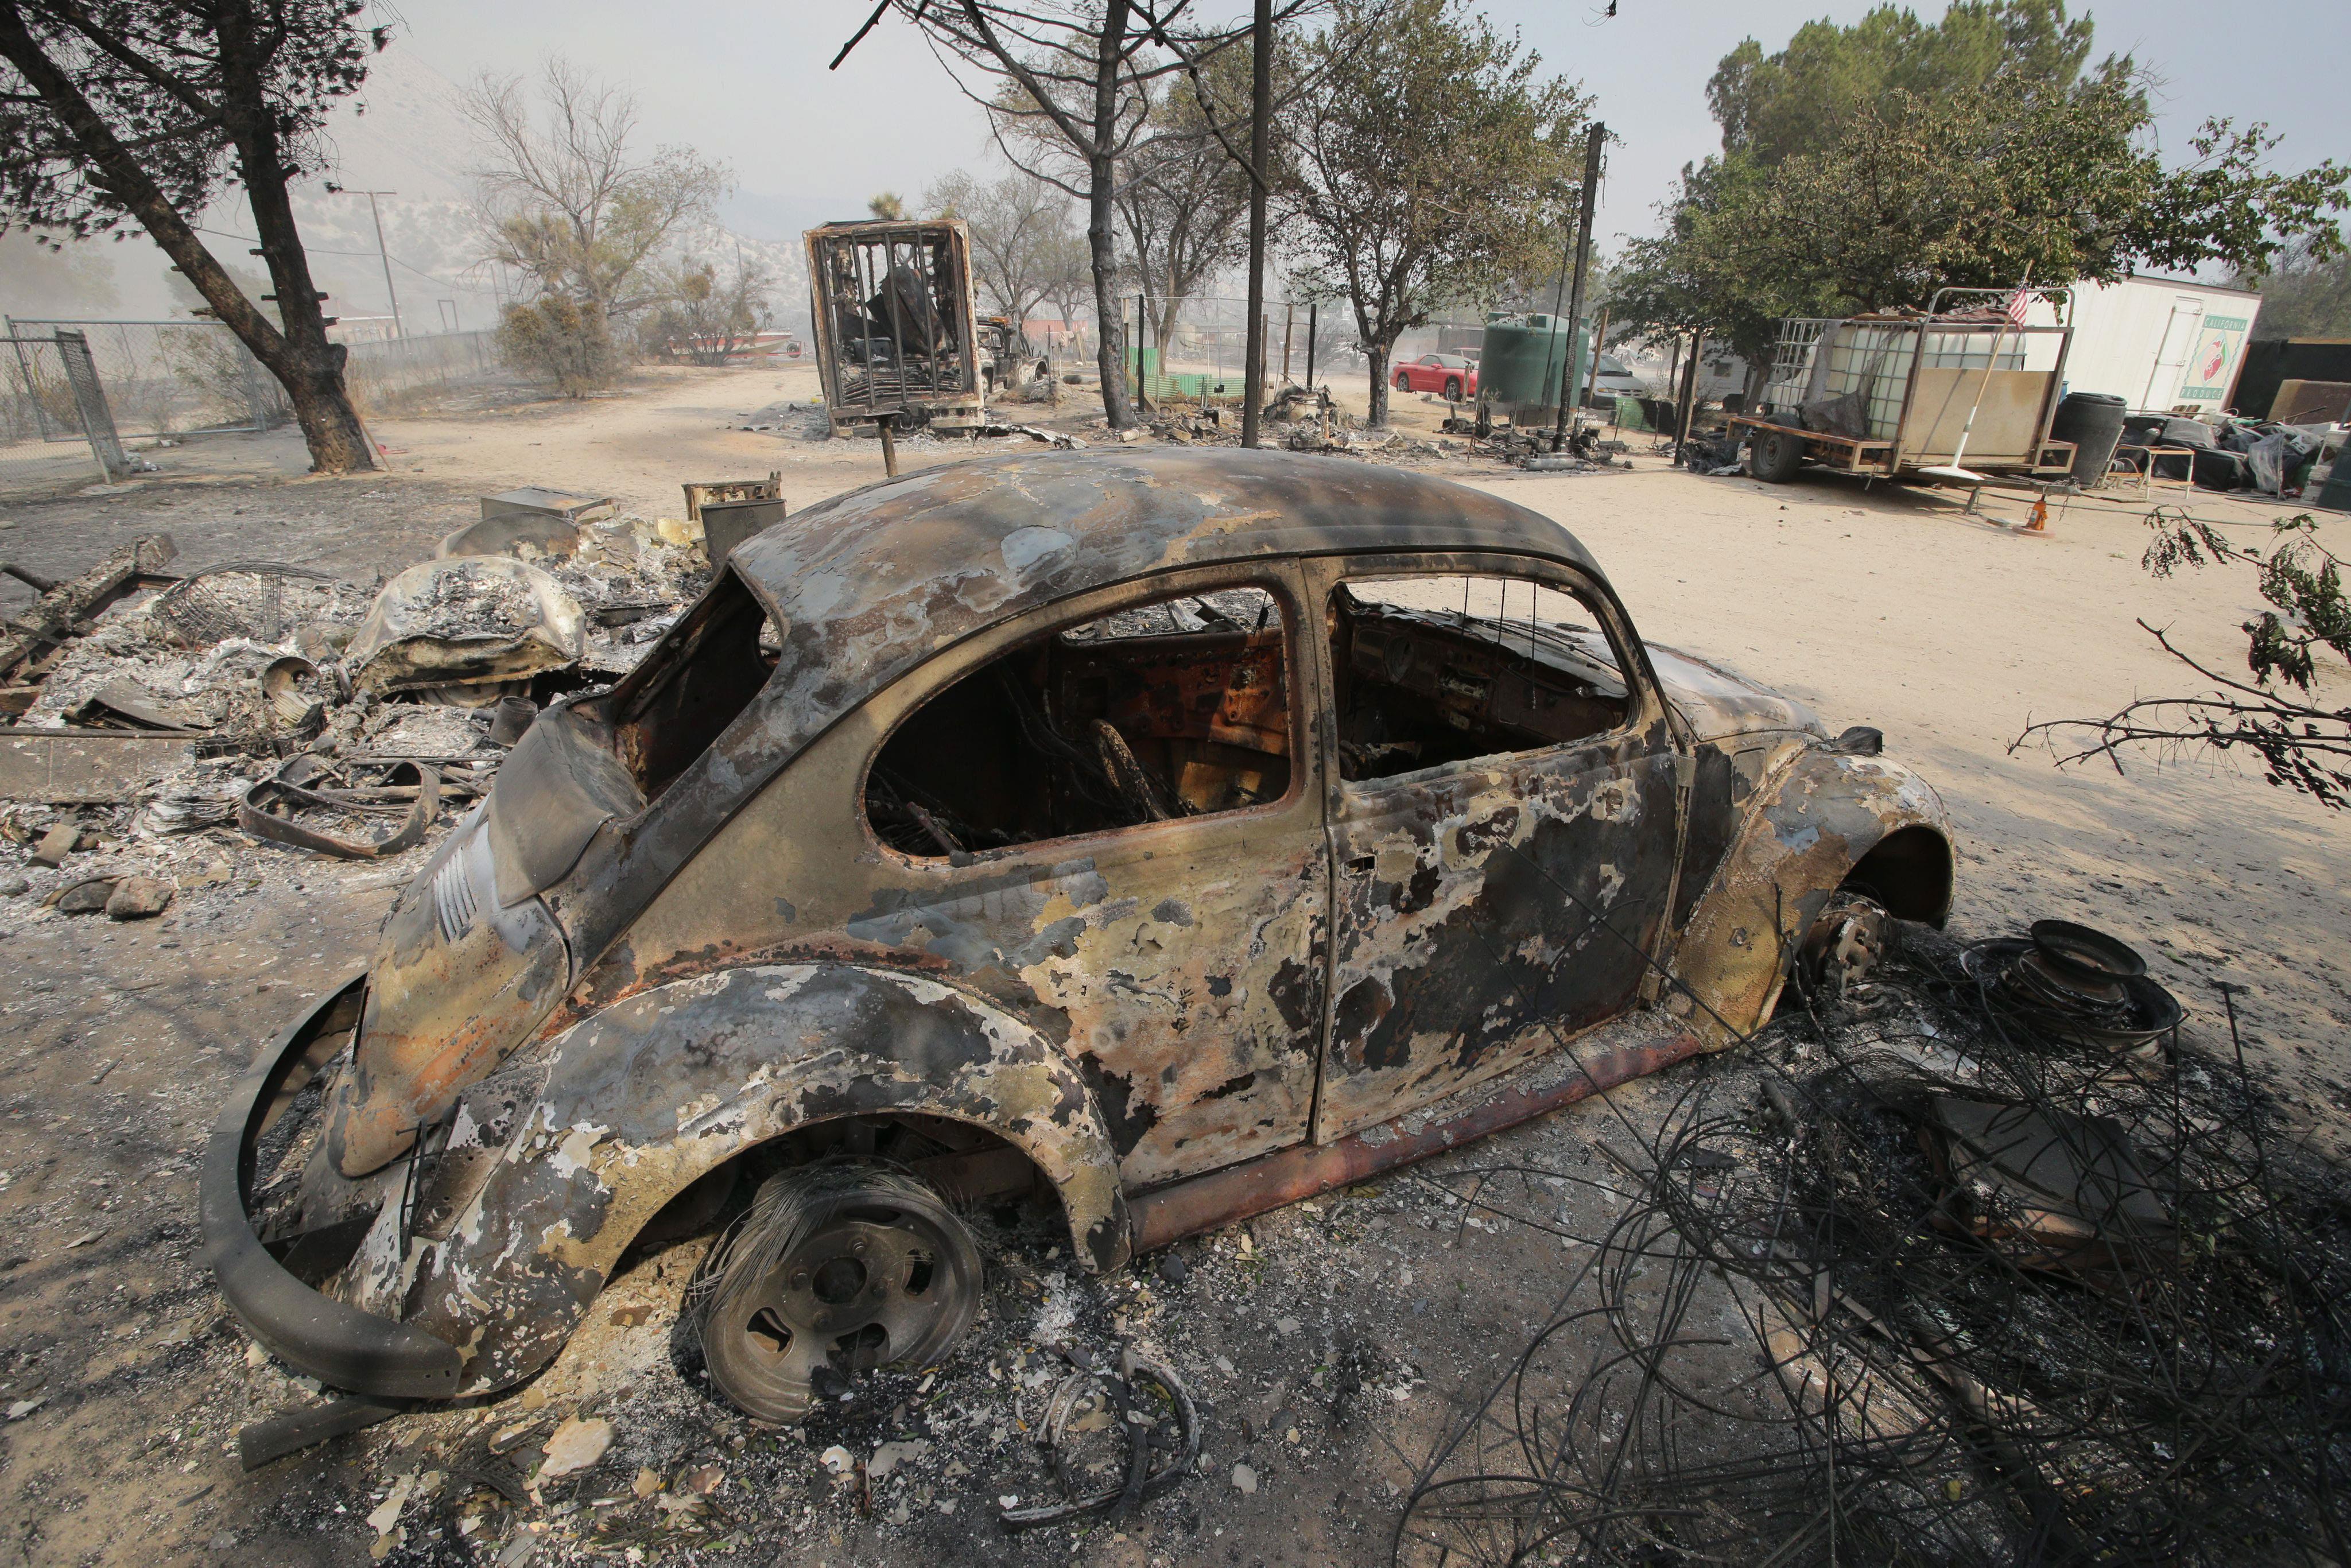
(693, 1163, 981, 1423)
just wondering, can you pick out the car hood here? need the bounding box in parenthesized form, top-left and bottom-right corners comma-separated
(1644, 641, 1824, 742)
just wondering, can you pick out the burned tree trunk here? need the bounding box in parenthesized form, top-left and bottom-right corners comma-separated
(1088, 0, 1138, 431)
(1365, 340, 1391, 428)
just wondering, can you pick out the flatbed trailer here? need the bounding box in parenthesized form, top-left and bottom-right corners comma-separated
(1732, 296, 2080, 484)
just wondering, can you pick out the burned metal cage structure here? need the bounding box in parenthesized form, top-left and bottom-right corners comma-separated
(804, 219, 983, 428)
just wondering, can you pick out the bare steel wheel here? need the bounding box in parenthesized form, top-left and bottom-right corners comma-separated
(1797, 890, 1890, 1000)
(690, 1162, 981, 1423)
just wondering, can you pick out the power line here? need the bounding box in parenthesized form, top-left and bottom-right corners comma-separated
(192, 224, 489, 293)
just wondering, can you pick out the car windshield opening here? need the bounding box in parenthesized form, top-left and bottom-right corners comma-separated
(1330, 575, 1628, 783)
(602, 566, 782, 801)
(866, 586, 1291, 858)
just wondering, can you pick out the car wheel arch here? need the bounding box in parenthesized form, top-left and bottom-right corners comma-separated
(402, 962, 1131, 1395)
(1666, 747, 1951, 1045)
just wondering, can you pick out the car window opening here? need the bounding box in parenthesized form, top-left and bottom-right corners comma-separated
(602, 567, 783, 801)
(1330, 575, 1628, 782)
(867, 587, 1291, 858)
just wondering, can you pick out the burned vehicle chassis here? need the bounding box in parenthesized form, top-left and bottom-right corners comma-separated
(204, 449, 1953, 1420)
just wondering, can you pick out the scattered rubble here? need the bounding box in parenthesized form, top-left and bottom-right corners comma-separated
(0, 504, 707, 889)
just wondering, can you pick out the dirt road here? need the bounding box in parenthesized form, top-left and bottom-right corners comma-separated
(0, 364, 2340, 1565)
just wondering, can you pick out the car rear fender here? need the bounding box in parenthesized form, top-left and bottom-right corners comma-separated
(1666, 747, 1950, 1045)
(397, 962, 1130, 1395)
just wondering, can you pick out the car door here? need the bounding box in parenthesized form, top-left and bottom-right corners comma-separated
(829, 560, 1330, 1188)
(1305, 553, 1686, 1143)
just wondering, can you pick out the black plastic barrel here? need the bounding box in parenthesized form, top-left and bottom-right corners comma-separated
(2050, 391, 2129, 486)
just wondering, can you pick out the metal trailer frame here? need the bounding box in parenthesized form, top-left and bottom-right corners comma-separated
(803, 219, 984, 429)
(1728, 291, 2080, 482)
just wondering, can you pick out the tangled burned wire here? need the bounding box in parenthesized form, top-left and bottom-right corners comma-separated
(1394, 930, 2351, 1567)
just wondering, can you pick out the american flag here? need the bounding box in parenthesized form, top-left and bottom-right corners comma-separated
(2004, 286, 2031, 326)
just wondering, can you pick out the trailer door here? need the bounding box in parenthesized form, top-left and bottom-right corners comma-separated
(2141, 298, 2205, 412)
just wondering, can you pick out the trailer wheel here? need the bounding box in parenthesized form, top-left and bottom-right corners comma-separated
(1747, 427, 1805, 483)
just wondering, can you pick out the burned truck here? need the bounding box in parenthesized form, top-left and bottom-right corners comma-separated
(205, 449, 1953, 1426)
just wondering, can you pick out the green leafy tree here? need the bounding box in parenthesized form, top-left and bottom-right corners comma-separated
(0, 0, 384, 472)
(1281, 0, 1589, 425)
(2019, 511, 2351, 810)
(1616, 3, 2349, 383)
(1708, 0, 2097, 165)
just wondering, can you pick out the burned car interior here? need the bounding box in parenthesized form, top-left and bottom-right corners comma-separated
(865, 587, 1293, 858)
(1330, 576, 1631, 781)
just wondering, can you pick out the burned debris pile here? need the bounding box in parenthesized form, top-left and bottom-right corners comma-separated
(0, 494, 716, 899)
(1396, 921, 2350, 1568)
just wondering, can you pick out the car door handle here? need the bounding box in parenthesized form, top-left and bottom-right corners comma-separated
(1345, 855, 1376, 874)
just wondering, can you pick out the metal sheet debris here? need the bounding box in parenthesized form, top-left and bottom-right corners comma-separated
(0, 729, 200, 803)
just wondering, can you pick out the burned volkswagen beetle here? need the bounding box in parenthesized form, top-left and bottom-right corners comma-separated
(205, 448, 1951, 1423)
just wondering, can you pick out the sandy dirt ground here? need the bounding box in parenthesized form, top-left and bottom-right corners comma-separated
(0, 363, 2342, 1566)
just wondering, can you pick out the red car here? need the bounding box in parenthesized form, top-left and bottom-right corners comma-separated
(1393, 352, 1478, 401)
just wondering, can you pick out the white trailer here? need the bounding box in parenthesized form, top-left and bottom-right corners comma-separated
(2023, 275, 2262, 416)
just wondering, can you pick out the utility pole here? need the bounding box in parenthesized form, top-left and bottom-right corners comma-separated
(1550, 123, 1604, 453)
(1239, 0, 1273, 449)
(329, 186, 404, 338)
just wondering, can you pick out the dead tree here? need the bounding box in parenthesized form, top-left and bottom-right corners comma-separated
(0, 1, 385, 473)
(2016, 510, 2351, 809)
(833, 1, 1305, 431)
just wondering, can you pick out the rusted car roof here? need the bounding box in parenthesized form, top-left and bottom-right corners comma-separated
(727, 447, 1604, 663)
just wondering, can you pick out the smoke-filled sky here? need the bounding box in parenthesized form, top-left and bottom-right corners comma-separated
(5, 0, 2342, 323)
(368, 0, 2345, 251)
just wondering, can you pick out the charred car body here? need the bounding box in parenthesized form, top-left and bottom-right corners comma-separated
(205, 449, 1952, 1422)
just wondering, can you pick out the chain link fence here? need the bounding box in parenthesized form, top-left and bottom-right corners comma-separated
(4, 317, 285, 437)
(342, 329, 509, 414)
(1116, 295, 1354, 408)
(0, 320, 520, 500)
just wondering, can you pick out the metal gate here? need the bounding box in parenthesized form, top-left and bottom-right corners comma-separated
(4, 316, 281, 438)
(1, 330, 131, 493)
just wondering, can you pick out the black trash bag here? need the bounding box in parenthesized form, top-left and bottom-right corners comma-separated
(2190, 448, 2247, 490)
(2161, 416, 2216, 450)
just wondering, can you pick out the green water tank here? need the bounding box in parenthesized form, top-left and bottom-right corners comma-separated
(1478, 312, 1588, 416)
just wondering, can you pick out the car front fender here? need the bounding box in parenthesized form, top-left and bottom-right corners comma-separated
(1667, 747, 1950, 1046)
(394, 962, 1131, 1396)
